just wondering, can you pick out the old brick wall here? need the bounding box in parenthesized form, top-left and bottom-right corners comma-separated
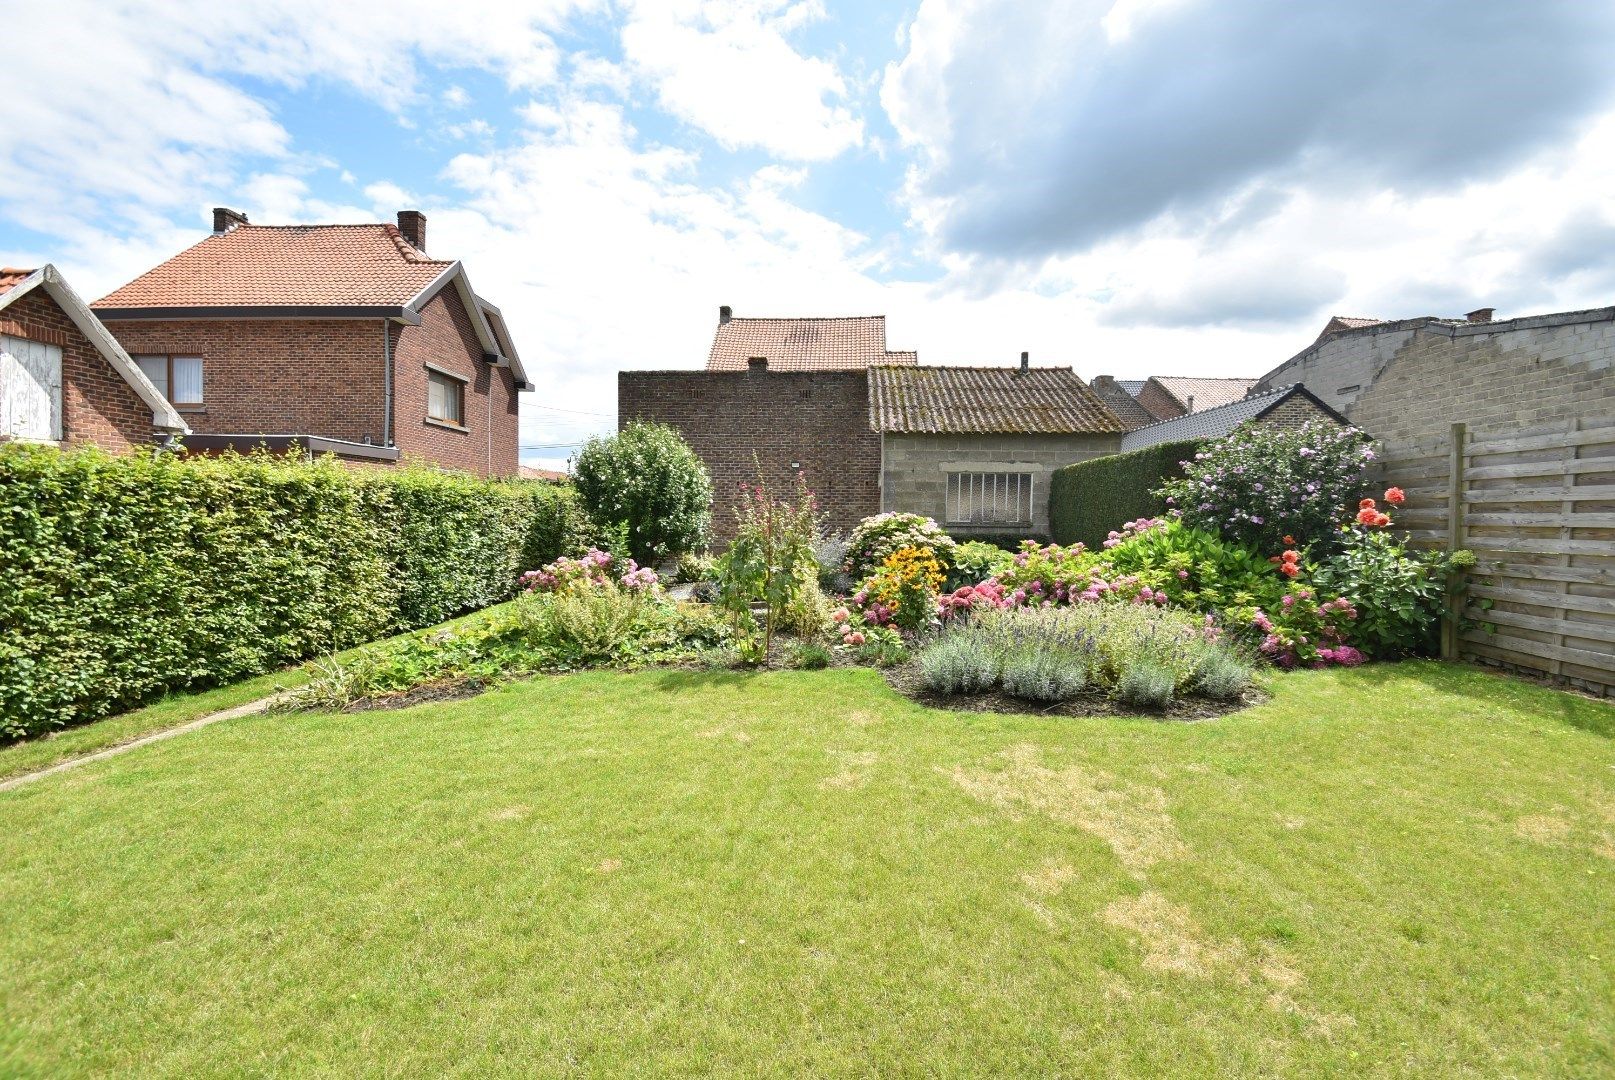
(1256, 394, 1338, 431)
(882, 432, 1121, 539)
(106, 318, 387, 443)
(4, 290, 153, 452)
(1348, 315, 1615, 449)
(1135, 380, 1187, 421)
(392, 288, 519, 478)
(618, 369, 880, 540)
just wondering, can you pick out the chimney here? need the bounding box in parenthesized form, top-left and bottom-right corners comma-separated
(397, 210, 427, 253)
(719, 305, 733, 325)
(1019, 350, 1029, 373)
(747, 356, 767, 373)
(1466, 307, 1494, 324)
(212, 207, 248, 234)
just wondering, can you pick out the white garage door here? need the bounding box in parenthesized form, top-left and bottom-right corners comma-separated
(0, 333, 62, 441)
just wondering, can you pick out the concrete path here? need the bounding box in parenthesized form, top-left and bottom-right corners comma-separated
(0, 697, 277, 794)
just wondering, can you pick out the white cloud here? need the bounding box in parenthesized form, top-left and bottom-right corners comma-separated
(620, 0, 864, 160)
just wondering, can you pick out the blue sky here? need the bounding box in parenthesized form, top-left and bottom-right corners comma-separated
(6, 0, 1615, 468)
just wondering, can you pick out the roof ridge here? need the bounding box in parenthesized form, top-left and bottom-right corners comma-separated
(726, 313, 884, 321)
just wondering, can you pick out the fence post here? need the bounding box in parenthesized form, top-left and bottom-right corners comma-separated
(1441, 422, 1467, 661)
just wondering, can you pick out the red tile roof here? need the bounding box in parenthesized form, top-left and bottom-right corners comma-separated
(1148, 377, 1258, 414)
(518, 466, 568, 483)
(0, 267, 36, 296)
(868, 366, 1124, 435)
(1314, 315, 1384, 343)
(92, 224, 451, 310)
(707, 315, 918, 371)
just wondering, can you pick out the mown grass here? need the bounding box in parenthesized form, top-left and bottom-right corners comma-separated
(0, 601, 519, 782)
(1, 661, 1611, 1076)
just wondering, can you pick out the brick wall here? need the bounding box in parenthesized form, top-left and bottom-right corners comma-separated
(1135, 380, 1188, 422)
(1344, 316, 1615, 449)
(1257, 393, 1338, 430)
(3, 290, 153, 452)
(392, 288, 519, 478)
(618, 369, 880, 540)
(882, 432, 1121, 539)
(107, 318, 387, 443)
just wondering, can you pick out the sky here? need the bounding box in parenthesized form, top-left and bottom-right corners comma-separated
(5, 0, 1615, 470)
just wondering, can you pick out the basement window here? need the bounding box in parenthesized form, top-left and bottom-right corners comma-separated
(134, 354, 203, 408)
(426, 368, 466, 426)
(945, 471, 1033, 526)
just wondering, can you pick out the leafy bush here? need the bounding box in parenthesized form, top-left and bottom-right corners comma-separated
(572, 422, 713, 563)
(1000, 650, 1089, 702)
(789, 642, 833, 670)
(1117, 663, 1176, 710)
(1049, 439, 1202, 548)
(854, 546, 946, 633)
(947, 541, 1013, 590)
(0, 445, 583, 739)
(918, 633, 1003, 694)
(811, 532, 851, 593)
(844, 513, 956, 583)
(716, 470, 819, 660)
(1191, 651, 1254, 700)
(674, 552, 716, 584)
(1156, 421, 1373, 554)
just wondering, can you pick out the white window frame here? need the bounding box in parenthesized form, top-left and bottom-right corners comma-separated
(945, 470, 1034, 526)
(133, 354, 204, 408)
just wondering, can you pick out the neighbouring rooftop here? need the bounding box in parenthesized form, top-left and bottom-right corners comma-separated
(868, 365, 1123, 435)
(707, 309, 918, 372)
(1119, 383, 1343, 451)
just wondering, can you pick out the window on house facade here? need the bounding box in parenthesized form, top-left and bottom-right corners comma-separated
(1, 333, 63, 441)
(427, 368, 466, 426)
(133, 355, 203, 407)
(945, 471, 1034, 526)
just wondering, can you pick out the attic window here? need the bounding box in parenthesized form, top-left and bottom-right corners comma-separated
(426, 367, 466, 427)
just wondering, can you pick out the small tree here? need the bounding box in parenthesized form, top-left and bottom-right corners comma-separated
(572, 423, 712, 564)
(716, 468, 819, 662)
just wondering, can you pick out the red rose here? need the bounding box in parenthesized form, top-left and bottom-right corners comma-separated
(1283, 535, 1296, 546)
(1356, 508, 1378, 526)
(1359, 497, 1376, 511)
(1281, 550, 1300, 564)
(1373, 512, 1391, 527)
(1384, 487, 1405, 505)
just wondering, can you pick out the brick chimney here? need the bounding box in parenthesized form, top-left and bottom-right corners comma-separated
(1019, 350, 1029, 373)
(212, 207, 248, 234)
(747, 356, 767, 373)
(720, 305, 733, 325)
(1466, 307, 1495, 324)
(397, 210, 427, 253)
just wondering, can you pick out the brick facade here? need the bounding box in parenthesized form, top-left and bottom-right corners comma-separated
(104, 287, 519, 476)
(3, 290, 153, 452)
(1345, 316, 1615, 449)
(392, 287, 519, 478)
(1134, 380, 1187, 421)
(881, 432, 1120, 539)
(618, 369, 881, 540)
(1257, 393, 1337, 431)
(107, 318, 386, 443)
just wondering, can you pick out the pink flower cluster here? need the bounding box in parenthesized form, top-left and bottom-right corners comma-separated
(830, 606, 867, 646)
(520, 549, 658, 595)
(1252, 591, 1360, 668)
(1103, 517, 1166, 549)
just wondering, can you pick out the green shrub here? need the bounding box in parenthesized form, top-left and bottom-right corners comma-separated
(918, 632, 1002, 694)
(844, 513, 956, 583)
(789, 642, 833, 670)
(572, 422, 712, 563)
(1192, 651, 1254, 700)
(0, 444, 584, 739)
(1117, 662, 1176, 709)
(1000, 650, 1088, 702)
(1049, 440, 1200, 549)
(947, 540, 1014, 589)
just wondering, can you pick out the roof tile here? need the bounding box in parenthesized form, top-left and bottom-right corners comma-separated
(708, 315, 917, 371)
(869, 366, 1124, 435)
(92, 224, 452, 309)
(0, 267, 37, 296)
(1148, 376, 1258, 414)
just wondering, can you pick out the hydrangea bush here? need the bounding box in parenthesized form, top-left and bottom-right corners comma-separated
(1156, 420, 1375, 553)
(844, 513, 956, 583)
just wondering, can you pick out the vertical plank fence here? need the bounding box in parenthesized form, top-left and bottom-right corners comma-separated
(1377, 417, 1615, 696)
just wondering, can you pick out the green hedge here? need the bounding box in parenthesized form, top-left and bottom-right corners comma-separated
(1048, 440, 1202, 549)
(0, 445, 586, 739)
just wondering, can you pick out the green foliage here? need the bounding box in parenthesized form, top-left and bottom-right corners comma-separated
(0, 444, 583, 738)
(674, 552, 716, 584)
(571, 422, 713, 563)
(1000, 650, 1089, 702)
(1117, 662, 1176, 710)
(1049, 440, 1201, 548)
(1310, 526, 1454, 658)
(947, 541, 1013, 590)
(716, 469, 819, 659)
(1191, 651, 1254, 700)
(1156, 421, 1373, 553)
(1102, 518, 1285, 612)
(917, 633, 1002, 694)
(789, 642, 833, 670)
(844, 512, 956, 583)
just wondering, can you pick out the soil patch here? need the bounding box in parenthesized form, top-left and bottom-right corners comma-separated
(346, 677, 492, 712)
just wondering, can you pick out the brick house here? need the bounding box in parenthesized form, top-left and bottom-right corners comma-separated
(621, 310, 1125, 540)
(1118, 383, 1346, 452)
(0, 265, 185, 449)
(1254, 306, 1615, 446)
(91, 208, 529, 476)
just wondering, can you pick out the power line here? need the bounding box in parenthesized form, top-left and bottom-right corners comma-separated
(524, 403, 617, 418)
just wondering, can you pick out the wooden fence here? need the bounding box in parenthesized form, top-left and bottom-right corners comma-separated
(1379, 417, 1615, 695)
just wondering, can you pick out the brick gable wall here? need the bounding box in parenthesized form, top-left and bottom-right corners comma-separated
(618, 369, 880, 540)
(391, 287, 518, 478)
(1256, 394, 1337, 430)
(106, 318, 386, 443)
(1135, 380, 1187, 421)
(3, 290, 152, 452)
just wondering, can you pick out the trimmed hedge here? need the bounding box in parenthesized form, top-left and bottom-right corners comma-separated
(0, 444, 586, 738)
(1048, 440, 1202, 549)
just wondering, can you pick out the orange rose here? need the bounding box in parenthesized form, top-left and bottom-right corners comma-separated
(1359, 497, 1376, 511)
(1356, 508, 1378, 526)
(1384, 487, 1405, 505)
(1373, 512, 1391, 527)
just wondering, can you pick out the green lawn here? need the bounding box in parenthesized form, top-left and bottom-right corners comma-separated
(1, 662, 1612, 1076)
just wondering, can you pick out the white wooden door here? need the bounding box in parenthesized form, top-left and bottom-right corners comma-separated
(0, 334, 62, 441)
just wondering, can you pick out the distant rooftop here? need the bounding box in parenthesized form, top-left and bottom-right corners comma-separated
(707, 309, 917, 372)
(1119, 383, 1343, 451)
(868, 365, 1123, 435)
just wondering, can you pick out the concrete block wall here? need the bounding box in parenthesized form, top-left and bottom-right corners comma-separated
(881, 432, 1121, 539)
